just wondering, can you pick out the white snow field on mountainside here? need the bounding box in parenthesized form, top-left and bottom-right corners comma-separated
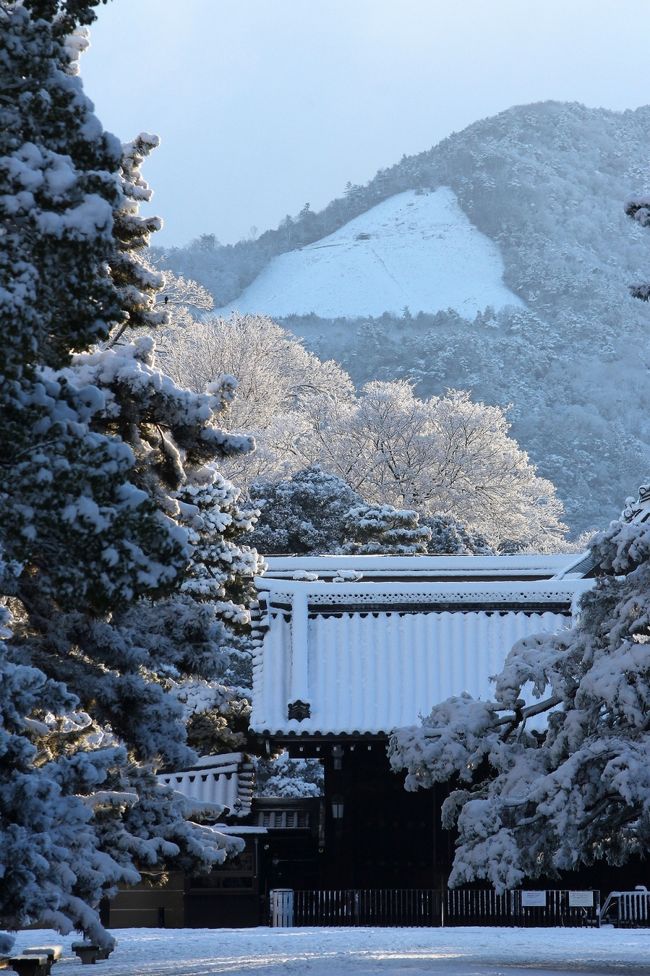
(217, 189, 524, 319)
(12, 926, 650, 975)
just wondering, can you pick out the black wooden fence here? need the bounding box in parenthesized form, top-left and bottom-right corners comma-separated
(288, 887, 600, 928)
(293, 888, 442, 927)
(445, 887, 600, 927)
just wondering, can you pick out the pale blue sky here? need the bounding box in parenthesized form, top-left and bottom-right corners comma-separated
(81, 0, 650, 247)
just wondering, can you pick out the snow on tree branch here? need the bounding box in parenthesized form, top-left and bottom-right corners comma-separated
(0, 0, 259, 949)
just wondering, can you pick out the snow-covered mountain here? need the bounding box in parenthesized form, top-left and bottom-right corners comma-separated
(159, 102, 650, 533)
(217, 189, 522, 319)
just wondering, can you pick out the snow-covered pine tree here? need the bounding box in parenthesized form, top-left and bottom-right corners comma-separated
(341, 504, 431, 554)
(388, 485, 650, 890)
(255, 752, 324, 799)
(0, 0, 254, 948)
(0, 549, 138, 947)
(170, 469, 264, 755)
(420, 514, 493, 555)
(248, 466, 361, 554)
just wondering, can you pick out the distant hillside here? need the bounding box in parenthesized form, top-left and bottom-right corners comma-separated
(156, 101, 650, 533)
(216, 189, 523, 319)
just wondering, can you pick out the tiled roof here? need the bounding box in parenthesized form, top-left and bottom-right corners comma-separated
(159, 752, 254, 818)
(251, 564, 593, 737)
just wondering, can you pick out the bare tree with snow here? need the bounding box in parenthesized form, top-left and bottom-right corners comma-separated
(161, 312, 354, 484)
(296, 381, 567, 551)
(165, 315, 565, 549)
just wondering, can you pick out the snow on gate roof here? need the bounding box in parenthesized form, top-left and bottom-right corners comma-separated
(261, 552, 586, 581)
(159, 752, 254, 818)
(251, 554, 593, 737)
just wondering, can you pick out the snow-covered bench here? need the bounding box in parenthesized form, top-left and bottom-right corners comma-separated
(7, 955, 49, 976)
(0, 943, 63, 976)
(71, 942, 112, 965)
(21, 947, 62, 975)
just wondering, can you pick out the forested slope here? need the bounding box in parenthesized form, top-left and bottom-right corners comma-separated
(157, 102, 650, 532)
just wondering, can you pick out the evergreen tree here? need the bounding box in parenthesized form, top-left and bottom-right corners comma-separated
(171, 468, 263, 755)
(0, 0, 255, 948)
(421, 514, 493, 555)
(625, 195, 650, 299)
(248, 466, 360, 554)
(341, 504, 431, 554)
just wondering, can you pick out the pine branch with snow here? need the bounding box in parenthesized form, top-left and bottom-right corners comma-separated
(255, 752, 324, 799)
(341, 503, 431, 554)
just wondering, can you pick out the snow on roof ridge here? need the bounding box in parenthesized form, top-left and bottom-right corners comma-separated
(263, 553, 578, 571)
(261, 553, 587, 585)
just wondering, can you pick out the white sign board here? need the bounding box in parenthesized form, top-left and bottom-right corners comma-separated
(568, 890, 594, 907)
(521, 890, 546, 907)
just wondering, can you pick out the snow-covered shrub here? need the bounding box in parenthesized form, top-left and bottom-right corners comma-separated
(248, 466, 461, 556)
(340, 504, 431, 554)
(421, 514, 492, 555)
(248, 466, 361, 554)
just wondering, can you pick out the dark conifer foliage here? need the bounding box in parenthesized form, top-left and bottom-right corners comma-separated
(0, 0, 259, 949)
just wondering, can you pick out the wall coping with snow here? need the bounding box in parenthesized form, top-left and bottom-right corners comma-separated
(262, 552, 587, 580)
(255, 576, 592, 611)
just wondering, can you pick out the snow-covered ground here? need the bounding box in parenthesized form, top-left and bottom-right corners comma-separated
(217, 189, 524, 319)
(11, 925, 650, 975)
